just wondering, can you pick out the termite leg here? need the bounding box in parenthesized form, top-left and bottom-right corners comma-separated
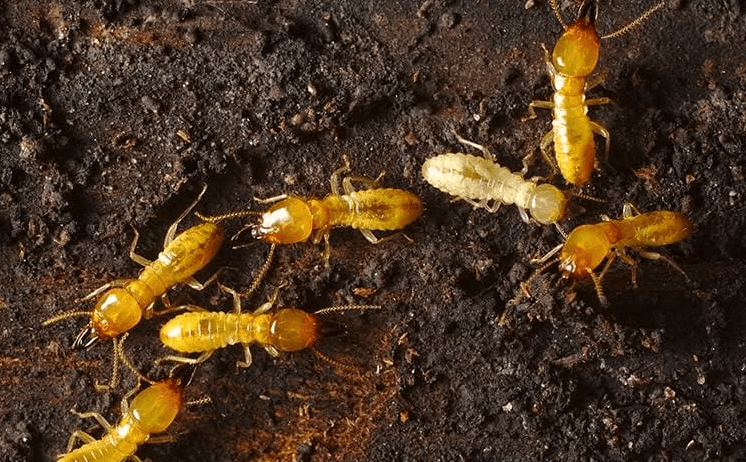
(530, 242, 563, 265)
(253, 194, 289, 204)
(359, 229, 414, 246)
(183, 269, 222, 291)
(586, 96, 612, 107)
(615, 249, 640, 287)
(453, 133, 496, 161)
(522, 100, 554, 122)
(590, 121, 612, 171)
(69, 409, 113, 431)
(76, 279, 129, 303)
(622, 203, 642, 218)
(539, 129, 560, 173)
(143, 435, 176, 445)
(65, 430, 97, 453)
(119, 381, 142, 415)
(163, 184, 209, 247)
(636, 249, 691, 283)
(156, 351, 215, 366)
(238, 346, 254, 368)
(518, 208, 531, 223)
(341, 173, 385, 195)
(251, 284, 284, 315)
(330, 154, 352, 196)
(128, 227, 152, 267)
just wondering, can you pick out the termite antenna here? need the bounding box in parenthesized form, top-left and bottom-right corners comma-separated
(42, 310, 91, 326)
(186, 396, 212, 407)
(313, 304, 382, 316)
(239, 243, 276, 298)
(601, 1, 665, 40)
(119, 333, 156, 385)
(312, 347, 363, 374)
(94, 338, 121, 392)
(521, 256, 561, 298)
(587, 270, 609, 306)
(95, 333, 154, 392)
(548, 0, 568, 29)
(569, 190, 605, 203)
(196, 209, 262, 224)
(169, 363, 199, 386)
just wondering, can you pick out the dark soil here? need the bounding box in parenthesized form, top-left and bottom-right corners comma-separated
(1, 1, 745, 461)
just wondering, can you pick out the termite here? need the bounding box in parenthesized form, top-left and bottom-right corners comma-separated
(524, 0, 666, 186)
(198, 155, 423, 264)
(158, 284, 380, 368)
(55, 367, 189, 462)
(522, 203, 691, 305)
(421, 133, 568, 225)
(43, 185, 227, 391)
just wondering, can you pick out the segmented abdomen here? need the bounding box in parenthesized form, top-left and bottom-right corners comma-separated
(330, 189, 422, 231)
(58, 434, 136, 462)
(142, 222, 225, 293)
(553, 95, 595, 186)
(421, 153, 535, 208)
(622, 212, 692, 248)
(160, 312, 240, 353)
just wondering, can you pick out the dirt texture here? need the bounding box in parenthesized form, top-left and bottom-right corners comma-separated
(1, 0, 745, 461)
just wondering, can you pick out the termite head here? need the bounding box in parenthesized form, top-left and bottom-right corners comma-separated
(129, 378, 184, 433)
(529, 184, 568, 225)
(252, 196, 313, 244)
(87, 287, 146, 342)
(558, 224, 611, 278)
(553, 0, 600, 77)
(269, 309, 320, 352)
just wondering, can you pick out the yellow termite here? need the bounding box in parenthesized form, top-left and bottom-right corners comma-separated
(524, 0, 666, 186)
(523, 203, 691, 305)
(55, 376, 185, 462)
(198, 155, 423, 263)
(43, 185, 226, 390)
(158, 284, 380, 368)
(421, 134, 568, 225)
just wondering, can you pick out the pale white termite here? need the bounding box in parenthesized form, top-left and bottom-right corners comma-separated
(421, 134, 568, 225)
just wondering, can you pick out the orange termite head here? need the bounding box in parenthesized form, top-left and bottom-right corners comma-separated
(553, 0, 601, 77)
(269, 308, 320, 352)
(129, 378, 184, 433)
(558, 223, 611, 278)
(252, 196, 314, 244)
(79, 288, 144, 346)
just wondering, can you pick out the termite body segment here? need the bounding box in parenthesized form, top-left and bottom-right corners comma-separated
(43, 185, 225, 389)
(525, 0, 665, 186)
(526, 203, 691, 305)
(56, 378, 184, 462)
(159, 285, 380, 368)
(422, 135, 568, 225)
(201, 156, 423, 262)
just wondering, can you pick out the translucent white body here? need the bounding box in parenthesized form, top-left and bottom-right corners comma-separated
(421, 153, 567, 225)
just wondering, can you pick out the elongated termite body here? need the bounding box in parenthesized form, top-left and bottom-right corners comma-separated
(56, 378, 184, 462)
(43, 185, 225, 390)
(199, 155, 423, 263)
(523, 203, 691, 305)
(422, 134, 568, 225)
(525, 0, 665, 186)
(158, 285, 380, 368)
